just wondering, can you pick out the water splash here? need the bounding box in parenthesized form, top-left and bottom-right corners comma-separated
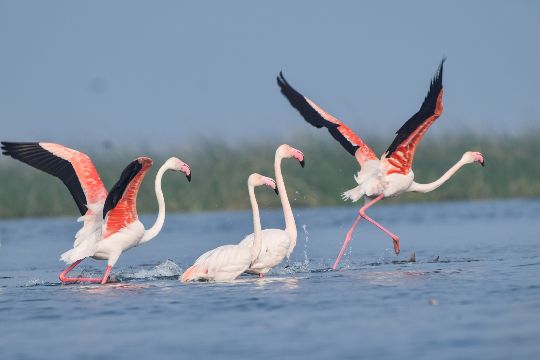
(375, 248, 396, 264)
(339, 244, 353, 270)
(121, 260, 182, 280)
(301, 224, 310, 271)
(24, 278, 46, 287)
(272, 224, 315, 275)
(293, 190, 305, 202)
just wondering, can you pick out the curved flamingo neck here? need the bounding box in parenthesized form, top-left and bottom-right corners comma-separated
(248, 184, 262, 262)
(140, 164, 169, 244)
(408, 158, 467, 193)
(275, 153, 297, 244)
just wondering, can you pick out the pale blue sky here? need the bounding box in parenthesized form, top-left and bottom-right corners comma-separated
(1, 1, 539, 149)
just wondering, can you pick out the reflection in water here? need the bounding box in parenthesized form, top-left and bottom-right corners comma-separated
(355, 268, 463, 286)
(72, 282, 151, 295)
(254, 276, 300, 290)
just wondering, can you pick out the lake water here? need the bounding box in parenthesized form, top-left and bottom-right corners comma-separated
(1, 199, 539, 359)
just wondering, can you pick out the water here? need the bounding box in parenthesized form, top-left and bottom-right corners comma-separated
(1, 199, 539, 359)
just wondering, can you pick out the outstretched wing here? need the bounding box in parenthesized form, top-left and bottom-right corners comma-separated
(383, 58, 445, 175)
(102, 157, 153, 238)
(1, 142, 107, 215)
(277, 72, 377, 165)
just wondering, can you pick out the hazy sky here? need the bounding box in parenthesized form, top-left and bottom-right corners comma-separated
(1, 1, 539, 149)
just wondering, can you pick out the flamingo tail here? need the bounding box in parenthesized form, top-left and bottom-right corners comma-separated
(181, 265, 208, 282)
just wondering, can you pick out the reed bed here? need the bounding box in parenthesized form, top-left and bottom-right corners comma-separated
(0, 131, 538, 218)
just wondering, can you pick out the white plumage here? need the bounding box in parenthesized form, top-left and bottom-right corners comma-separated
(182, 173, 277, 283)
(239, 144, 304, 276)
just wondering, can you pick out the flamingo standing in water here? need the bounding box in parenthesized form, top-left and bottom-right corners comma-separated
(1, 142, 191, 283)
(238, 144, 304, 276)
(181, 173, 277, 282)
(277, 59, 485, 269)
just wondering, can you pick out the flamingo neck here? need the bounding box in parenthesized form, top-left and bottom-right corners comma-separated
(275, 153, 297, 245)
(408, 158, 467, 193)
(248, 184, 262, 262)
(140, 164, 168, 244)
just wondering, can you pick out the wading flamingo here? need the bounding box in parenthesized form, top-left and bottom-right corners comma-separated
(1, 142, 191, 283)
(277, 59, 485, 269)
(238, 144, 304, 276)
(181, 173, 277, 282)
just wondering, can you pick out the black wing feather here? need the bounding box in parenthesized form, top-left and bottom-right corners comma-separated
(1, 142, 88, 215)
(385, 58, 445, 157)
(277, 71, 326, 129)
(102, 159, 142, 219)
(277, 72, 357, 156)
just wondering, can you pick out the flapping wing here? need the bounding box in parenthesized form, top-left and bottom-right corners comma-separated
(383, 58, 445, 175)
(1, 142, 107, 215)
(277, 72, 377, 165)
(102, 157, 153, 238)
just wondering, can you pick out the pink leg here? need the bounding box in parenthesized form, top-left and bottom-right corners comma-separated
(332, 213, 363, 270)
(333, 194, 399, 270)
(358, 195, 400, 255)
(59, 259, 84, 283)
(100, 266, 112, 284)
(259, 273, 264, 278)
(59, 260, 112, 284)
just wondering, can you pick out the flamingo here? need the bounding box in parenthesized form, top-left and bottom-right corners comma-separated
(277, 58, 485, 269)
(1, 142, 191, 284)
(238, 144, 304, 276)
(181, 173, 277, 282)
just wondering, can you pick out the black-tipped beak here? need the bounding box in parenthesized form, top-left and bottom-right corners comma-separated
(274, 187, 279, 196)
(299, 159, 305, 168)
(186, 173, 191, 182)
(480, 160, 485, 167)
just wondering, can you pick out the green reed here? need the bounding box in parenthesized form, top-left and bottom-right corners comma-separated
(1, 130, 538, 218)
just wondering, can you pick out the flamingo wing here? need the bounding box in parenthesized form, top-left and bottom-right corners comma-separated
(1, 142, 107, 215)
(102, 157, 153, 238)
(383, 58, 445, 175)
(277, 72, 377, 165)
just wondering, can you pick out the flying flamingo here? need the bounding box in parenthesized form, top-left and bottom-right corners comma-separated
(1, 142, 191, 284)
(181, 173, 277, 282)
(238, 144, 304, 276)
(277, 59, 485, 269)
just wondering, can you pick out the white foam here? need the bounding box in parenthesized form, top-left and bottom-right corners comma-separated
(124, 260, 182, 279)
(25, 278, 45, 287)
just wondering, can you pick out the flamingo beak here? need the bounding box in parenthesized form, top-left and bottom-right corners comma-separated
(262, 176, 278, 195)
(181, 164, 191, 181)
(294, 150, 305, 168)
(474, 153, 484, 167)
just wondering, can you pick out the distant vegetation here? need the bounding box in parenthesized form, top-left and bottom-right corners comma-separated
(1, 130, 539, 218)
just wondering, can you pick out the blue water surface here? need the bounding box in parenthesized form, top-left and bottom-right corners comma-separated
(1, 199, 539, 360)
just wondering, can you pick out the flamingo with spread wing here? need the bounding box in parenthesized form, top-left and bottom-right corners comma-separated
(1, 142, 191, 283)
(277, 59, 485, 269)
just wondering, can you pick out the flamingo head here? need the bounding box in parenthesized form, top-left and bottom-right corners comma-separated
(462, 151, 485, 167)
(278, 144, 305, 168)
(165, 157, 191, 181)
(248, 173, 279, 195)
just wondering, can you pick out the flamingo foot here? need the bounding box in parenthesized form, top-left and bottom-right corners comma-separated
(393, 236, 400, 255)
(59, 260, 113, 284)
